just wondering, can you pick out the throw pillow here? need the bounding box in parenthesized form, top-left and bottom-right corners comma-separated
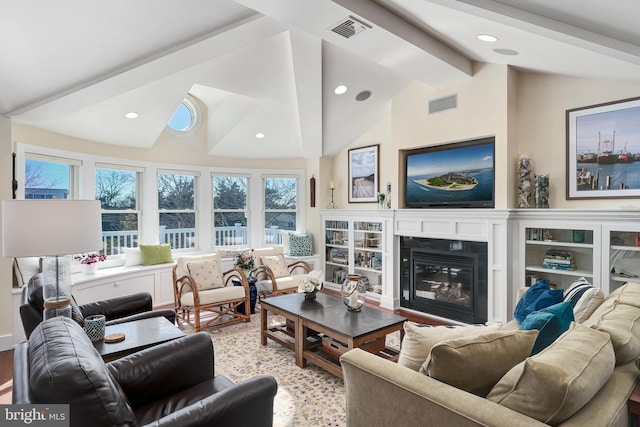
(513, 279, 563, 323)
(281, 231, 292, 255)
(421, 329, 538, 397)
(519, 300, 574, 355)
(139, 244, 173, 266)
(261, 255, 290, 278)
(288, 233, 313, 257)
(583, 282, 640, 364)
(186, 260, 224, 290)
(123, 247, 142, 267)
(563, 277, 604, 323)
(397, 321, 504, 372)
(14, 257, 42, 287)
(487, 322, 615, 425)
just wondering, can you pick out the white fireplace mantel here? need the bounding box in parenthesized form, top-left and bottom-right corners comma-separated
(385, 208, 640, 324)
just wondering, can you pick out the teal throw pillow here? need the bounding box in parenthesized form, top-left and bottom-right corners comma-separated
(513, 279, 563, 323)
(288, 233, 313, 256)
(520, 301, 574, 355)
(139, 244, 174, 266)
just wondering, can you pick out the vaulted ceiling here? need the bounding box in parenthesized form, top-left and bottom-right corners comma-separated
(2, 0, 639, 159)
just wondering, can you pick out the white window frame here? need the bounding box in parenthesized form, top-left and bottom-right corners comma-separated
(212, 173, 250, 248)
(157, 169, 199, 251)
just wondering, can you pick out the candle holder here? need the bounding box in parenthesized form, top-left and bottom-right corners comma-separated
(328, 187, 336, 209)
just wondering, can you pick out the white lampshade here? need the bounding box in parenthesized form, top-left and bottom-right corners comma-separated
(2, 200, 103, 258)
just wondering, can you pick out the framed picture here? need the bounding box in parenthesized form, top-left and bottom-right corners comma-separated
(348, 144, 379, 203)
(566, 96, 640, 199)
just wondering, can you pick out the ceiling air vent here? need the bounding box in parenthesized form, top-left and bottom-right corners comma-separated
(330, 15, 372, 39)
(429, 94, 458, 115)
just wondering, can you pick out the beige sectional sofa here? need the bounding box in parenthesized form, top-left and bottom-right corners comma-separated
(341, 282, 640, 427)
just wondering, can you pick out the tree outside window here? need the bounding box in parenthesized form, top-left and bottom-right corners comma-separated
(264, 177, 297, 245)
(213, 175, 248, 246)
(24, 158, 74, 199)
(96, 167, 139, 254)
(158, 172, 197, 249)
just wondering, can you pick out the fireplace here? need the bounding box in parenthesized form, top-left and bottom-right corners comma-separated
(400, 236, 488, 324)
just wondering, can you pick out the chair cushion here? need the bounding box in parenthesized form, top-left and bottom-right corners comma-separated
(513, 279, 563, 323)
(255, 274, 306, 296)
(563, 277, 604, 323)
(29, 317, 137, 425)
(261, 255, 289, 278)
(397, 321, 504, 372)
(180, 285, 245, 306)
(487, 322, 615, 425)
(140, 244, 173, 266)
(519, 301, 574, 355)
(420, 329, 538, 397)
(288, 233, 313, 256)
(187, 259, 224, 290)
(583, 282, 640, 364)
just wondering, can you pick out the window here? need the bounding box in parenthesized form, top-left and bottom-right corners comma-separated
(212, 175, 248, 247)
(24, 154, 79, 199)
(166, 96, 200, 136)
(158, 171, 197, 249)
(264, 177, 297, 245)
(96, 165, 141, 255)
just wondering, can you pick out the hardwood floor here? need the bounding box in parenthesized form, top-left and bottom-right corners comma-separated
(2, 295, 449, 403)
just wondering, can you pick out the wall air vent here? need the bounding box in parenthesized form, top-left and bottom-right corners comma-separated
(429, 94, 458, 115)
(330, 15, 372, 39)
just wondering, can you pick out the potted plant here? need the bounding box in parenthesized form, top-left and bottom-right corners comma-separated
(75, 253, 107, 274)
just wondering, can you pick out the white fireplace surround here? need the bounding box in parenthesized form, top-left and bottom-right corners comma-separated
(379, 209, 640, 325)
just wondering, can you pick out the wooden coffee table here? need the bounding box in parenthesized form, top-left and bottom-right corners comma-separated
(260, 293, 406, 378)
(94, 316, 185, 361)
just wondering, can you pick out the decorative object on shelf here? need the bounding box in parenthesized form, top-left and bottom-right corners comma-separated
(1, 200, 102, 320)
(385, 182, 391, 209)
(84, 314, 106, 342)
(517, 154, 532, 208)
(377, 192, 386, 209)
(542, 229, 554, 241)
(543, 249, 576, 271)
(573, 230, 586, 243)
(328, 181, 337, 209)
(348, 144, 379, 203)
(76, 252, 107, 274)
(298, 269, 324, 300)
(534, 173, 550, 208)
(567, 96, 640, 200)
(233, 249, 255, 277)
(341, 274, 366, 311)
(310, 175, 316, 208)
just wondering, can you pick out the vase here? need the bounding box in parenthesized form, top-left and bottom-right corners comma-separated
(341, 274, 366, 311)
(534, 173, 550, 208)
(241, 268, 252, 278)
(81, 263, 98, 275)
(517, 154, 531, 208)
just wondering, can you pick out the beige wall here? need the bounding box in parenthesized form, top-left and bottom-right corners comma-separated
(0, 115, 13, 348)
(516, 72, 640, 209)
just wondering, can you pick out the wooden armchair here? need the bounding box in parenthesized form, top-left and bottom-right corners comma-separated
(252, 247, 312, 297)
(173, 253, 250, 331)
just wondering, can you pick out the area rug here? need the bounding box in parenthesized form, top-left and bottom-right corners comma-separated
(191, 309, 400, 427)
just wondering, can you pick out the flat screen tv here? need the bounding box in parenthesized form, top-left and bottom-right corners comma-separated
(403, 137, 495, 208)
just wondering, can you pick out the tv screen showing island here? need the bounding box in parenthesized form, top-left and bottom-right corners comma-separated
(404, 137, 495, 208)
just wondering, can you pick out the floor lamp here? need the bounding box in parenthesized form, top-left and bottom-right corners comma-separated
(2, 200, 102, 319)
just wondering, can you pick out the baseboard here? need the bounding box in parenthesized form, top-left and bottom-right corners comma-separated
(0, 334, 15, 352)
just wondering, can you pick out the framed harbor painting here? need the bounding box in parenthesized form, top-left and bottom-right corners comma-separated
(566, 96, 640, 199)
(348, 144, 379, 203)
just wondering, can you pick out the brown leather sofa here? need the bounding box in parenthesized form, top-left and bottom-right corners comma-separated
(13, 317, 278, 427)
(20, 273, 176, 338)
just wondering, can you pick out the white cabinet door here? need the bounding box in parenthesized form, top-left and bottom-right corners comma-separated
(73, 274, 155, 305)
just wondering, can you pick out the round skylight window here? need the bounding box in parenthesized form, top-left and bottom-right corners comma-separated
(166, 96, 200, 136)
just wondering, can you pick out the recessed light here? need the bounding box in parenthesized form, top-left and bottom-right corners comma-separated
(477, 34, 498, 42)
(124, 112, 139, 119)
(494, 48, 519, 56)
(334, 84, 348, 95)
(256, 133, 265, 139)
(355, 90, 372, 102)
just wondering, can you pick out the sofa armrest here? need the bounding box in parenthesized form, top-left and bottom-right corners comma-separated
(108, 332, 213, 408)
(79, 292, 153, 320)
(340, 349, 548, 427)
(12, 341, 31, 404)
(154, 375, 278, 427)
